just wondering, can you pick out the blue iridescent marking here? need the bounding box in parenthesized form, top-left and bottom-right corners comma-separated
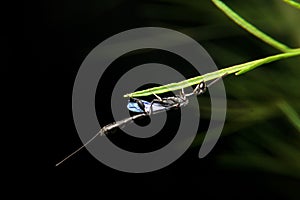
(127, 100, 169, 113)
(127, 100, 149, 113)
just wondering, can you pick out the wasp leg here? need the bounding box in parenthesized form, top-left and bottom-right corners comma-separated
(152, 93, 163, 101)
(130, 97, 146, 113)
(179, 88, 187, 101)
(148, 99, 164, 115)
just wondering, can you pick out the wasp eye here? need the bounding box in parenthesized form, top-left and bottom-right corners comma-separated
(199, 82, 206, 89)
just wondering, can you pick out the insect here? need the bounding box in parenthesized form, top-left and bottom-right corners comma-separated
(55, 73, 227, 166)
(127, 89, 188, 115)
(126, 74, 223, 115)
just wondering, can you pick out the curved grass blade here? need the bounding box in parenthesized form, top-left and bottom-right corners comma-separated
(211, 0, 292, 53)
(283, 0, 300, 10)
(124, 49, 300, 97)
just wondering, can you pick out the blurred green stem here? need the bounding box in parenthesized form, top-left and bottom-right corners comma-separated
(278, 101, 300, 132)
(283, 0, 300, 9)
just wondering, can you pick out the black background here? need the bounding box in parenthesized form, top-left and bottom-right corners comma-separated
(21, 0, 300, 198)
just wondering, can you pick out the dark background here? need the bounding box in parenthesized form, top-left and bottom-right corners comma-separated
(23, 0, 300, 198)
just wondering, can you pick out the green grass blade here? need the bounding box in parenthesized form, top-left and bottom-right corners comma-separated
(283, 0, 300, 9)
(123, 0, 300, 98)
(211, 0, 292, 53)
(236, 48, 300, 75)
(124, 49, 300, 97)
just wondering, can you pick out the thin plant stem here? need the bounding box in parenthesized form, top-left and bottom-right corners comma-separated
(124, 0, 300, 97)
(211, 0, 292, 53)
(283, 0, 300, 10)
(124, 49, 300, 97)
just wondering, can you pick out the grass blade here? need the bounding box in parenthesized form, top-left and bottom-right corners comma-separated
(283, 0, 300, 9)
(124, 49, 300, 97)
(211, 0, 292, 52)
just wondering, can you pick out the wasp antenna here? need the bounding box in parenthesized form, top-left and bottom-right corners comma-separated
(55, 129, 104, 167)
